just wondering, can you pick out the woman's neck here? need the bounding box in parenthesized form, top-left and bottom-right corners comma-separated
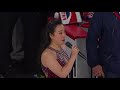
(49, 42, 61, 51)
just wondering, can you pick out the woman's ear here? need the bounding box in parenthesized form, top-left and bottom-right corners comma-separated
(49, 33, 53, 39)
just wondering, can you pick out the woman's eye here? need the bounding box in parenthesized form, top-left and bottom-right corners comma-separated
(59, 32, 62, 34)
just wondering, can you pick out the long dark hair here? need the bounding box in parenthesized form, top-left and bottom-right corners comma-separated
(38, 19, 62, 64)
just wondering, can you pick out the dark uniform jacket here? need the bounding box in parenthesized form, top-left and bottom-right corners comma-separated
(86, 12, 120, 74)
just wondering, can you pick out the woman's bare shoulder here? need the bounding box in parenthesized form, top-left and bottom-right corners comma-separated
(41, 48, 56, 67)
(41, 48, 56, 59)
(42, 48, 55, 56)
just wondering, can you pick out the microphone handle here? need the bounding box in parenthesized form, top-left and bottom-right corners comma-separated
(78, 52, 87, 60)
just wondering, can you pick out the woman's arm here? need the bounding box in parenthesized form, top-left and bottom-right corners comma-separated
(41, 46, 79, 78)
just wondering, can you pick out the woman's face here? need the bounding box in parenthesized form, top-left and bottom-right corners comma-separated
(50, 24, 66, 45)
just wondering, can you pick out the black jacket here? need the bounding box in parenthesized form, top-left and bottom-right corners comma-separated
(86, 12, 120, 74)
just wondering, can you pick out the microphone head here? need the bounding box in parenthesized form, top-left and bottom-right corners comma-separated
(65, 42, 72, 49)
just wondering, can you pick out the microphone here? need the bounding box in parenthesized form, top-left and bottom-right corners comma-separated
(65, 42, 87, 60)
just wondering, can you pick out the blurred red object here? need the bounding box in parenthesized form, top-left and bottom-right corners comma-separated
(65, 25, 87, 39)
(48, 17, 54, 22)
(81, 22, 90, 28)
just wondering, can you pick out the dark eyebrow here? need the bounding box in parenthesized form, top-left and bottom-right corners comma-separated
(58, 30, 64, 32)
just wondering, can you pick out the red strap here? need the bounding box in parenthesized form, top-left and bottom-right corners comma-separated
(113, 12, 120, 21)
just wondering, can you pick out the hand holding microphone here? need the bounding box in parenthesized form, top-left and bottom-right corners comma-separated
(71, 46, 80, 59)
(65, 42, 87, 60)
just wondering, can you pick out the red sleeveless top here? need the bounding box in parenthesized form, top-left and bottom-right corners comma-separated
(41, 47, 70, 78)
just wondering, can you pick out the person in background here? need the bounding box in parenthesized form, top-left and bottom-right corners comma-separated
(86, 12, 120, 78)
